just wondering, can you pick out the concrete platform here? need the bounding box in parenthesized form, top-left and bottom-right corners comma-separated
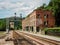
(19, 31, 60, 42)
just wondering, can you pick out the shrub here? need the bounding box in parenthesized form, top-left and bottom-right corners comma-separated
(45, 28, 60, 36)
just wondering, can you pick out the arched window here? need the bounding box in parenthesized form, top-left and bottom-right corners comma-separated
(44, 14, 48, 19)
(37, 14, 40, 18)
(44, 21, 48, 27)
(36, 27, 40, 32)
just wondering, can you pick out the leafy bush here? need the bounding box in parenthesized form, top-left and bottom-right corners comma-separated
(45, 28, 60, 36)
(0, 19, 6, 31)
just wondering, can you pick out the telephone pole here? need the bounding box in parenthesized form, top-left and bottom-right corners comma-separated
(14, 13, 17, 30)
(20, 13, 22, 30)
(6, 18, 9, 33)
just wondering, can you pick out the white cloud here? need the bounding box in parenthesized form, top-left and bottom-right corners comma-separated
(0, 1, 24, 9)
(0, 0, 50, 18)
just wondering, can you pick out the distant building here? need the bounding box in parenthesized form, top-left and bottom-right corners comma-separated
(9, 17, 20, 30)
(9, 21, 14, 29)
(22, 9, 55, 34)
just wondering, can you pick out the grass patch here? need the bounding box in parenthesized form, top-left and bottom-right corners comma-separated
(44, 27, 60, 37)
(0, 31, 5, 36)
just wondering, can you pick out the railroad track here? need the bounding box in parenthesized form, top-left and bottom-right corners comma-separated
(0, 31, 60, 45)
(16, 31, 60, 45)
(13, 31, 37, 45)
(14, 38, 36, 45)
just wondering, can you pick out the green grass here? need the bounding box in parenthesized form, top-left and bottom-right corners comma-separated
(44, 27, 60, 31)
(0, 31, 5, 36)
(44, 27, 60, 37)
(45, 34, 60, 38)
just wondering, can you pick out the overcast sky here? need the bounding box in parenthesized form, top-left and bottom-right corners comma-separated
(0, 0, 50, 18)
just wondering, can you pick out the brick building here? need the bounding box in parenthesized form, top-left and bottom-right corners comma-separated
(22, 9, 55, 34)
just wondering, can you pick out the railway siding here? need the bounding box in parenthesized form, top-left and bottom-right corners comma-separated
(16, 31, 60, 45)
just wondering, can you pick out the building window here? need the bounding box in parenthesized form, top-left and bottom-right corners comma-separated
(44, 21, 46, 25)
(30, 26, 33, 32)
(37, 14, 40, 18)
(44, 14, 48, 19)
(26, 26, 29, 31)
(32, 26, 33, 32)
(44, 21, 48, 27)
(36, 27, 40, 32)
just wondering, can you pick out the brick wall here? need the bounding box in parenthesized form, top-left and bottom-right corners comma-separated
(22, 9, 55, 34)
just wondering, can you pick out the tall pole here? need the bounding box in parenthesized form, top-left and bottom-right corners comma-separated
(14, 13, 16, 30)
(14, 13, 16, 20)
(6, 18, 9, 33)
(20, 13, 22, 30)
(20, 13, 22, 20)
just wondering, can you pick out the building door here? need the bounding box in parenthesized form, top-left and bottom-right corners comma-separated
(26, 26, 29, 31)
(36, 27, 40, 32)
(32, 26, 33, 32)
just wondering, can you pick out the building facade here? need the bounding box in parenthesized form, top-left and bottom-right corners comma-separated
(7, 17, 20, 30)
(9, 21, 14, 29)
(22, 9, 55, 34)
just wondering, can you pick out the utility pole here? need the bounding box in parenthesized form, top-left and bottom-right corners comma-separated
(14, 13, 16, 30)
(20, 13, 22, 30)
(6, 18, 9, 33)
(20, 13, 22, 20)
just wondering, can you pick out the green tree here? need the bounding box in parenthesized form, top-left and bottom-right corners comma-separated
(0, 19, 6, 31)
(36, 3, 46, 10)
(36, 0, 60, 26)
(45, 0, 60, 26)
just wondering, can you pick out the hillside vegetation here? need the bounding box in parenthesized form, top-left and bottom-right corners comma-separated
(0, 19, 6, 31)
(0, 17, 22, 31)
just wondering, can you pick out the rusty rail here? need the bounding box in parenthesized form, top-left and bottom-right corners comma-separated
(16, 31, 60, 45)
